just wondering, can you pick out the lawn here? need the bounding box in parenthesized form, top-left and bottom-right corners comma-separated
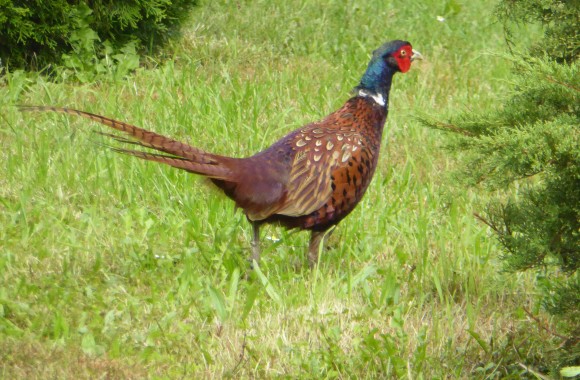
(1, 0, 557, 378)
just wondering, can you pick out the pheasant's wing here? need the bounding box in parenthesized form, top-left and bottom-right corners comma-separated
(275, 125, 366, 217)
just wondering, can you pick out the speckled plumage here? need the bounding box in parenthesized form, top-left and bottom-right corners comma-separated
(19, 40, 421, 267)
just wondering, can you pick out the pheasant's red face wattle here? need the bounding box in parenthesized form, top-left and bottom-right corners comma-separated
(393, 45, 414, 73)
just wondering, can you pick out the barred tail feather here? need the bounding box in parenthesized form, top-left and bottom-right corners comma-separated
(110, 148, 233, 179)
(19, 105, 234, 180)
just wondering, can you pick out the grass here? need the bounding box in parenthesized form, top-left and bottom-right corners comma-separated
(0, 0, 564, 378)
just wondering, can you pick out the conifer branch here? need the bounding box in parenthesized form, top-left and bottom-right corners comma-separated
(544, 75, 580, 92)
(522, 307, 570, 341)
(421, 119, 475, 136)
(473, 212, 497, 232)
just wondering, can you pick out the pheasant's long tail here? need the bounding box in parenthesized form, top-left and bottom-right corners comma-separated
(19, 106, 234, 180)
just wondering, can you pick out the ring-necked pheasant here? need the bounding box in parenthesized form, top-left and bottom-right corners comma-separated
(20, 40, 422, 267)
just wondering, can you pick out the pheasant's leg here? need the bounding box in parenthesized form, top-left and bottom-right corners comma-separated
(308, 230, 327, 268)
(251, 221, 261, 264)
(308, 226, 336, 267)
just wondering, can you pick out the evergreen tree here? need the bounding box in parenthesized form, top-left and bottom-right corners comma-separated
(422, 0, 578, 355)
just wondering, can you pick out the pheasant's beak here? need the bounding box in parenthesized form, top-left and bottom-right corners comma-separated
(411, 49, 423, 62)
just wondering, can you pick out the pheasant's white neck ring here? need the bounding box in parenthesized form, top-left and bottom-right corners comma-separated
(358, 89, 385, 106)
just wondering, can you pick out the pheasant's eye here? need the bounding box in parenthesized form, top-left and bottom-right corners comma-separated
(400, 50, 407, 57)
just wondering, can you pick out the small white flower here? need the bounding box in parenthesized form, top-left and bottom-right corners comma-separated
(437, 15, 445, 22)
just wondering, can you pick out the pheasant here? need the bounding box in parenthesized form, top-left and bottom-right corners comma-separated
(20, 40, 422, 267)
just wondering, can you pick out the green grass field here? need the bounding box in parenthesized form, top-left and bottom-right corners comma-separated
(1, 0, 560, 378)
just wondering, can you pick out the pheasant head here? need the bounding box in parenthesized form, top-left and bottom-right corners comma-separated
(356, 40, 422, 106)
